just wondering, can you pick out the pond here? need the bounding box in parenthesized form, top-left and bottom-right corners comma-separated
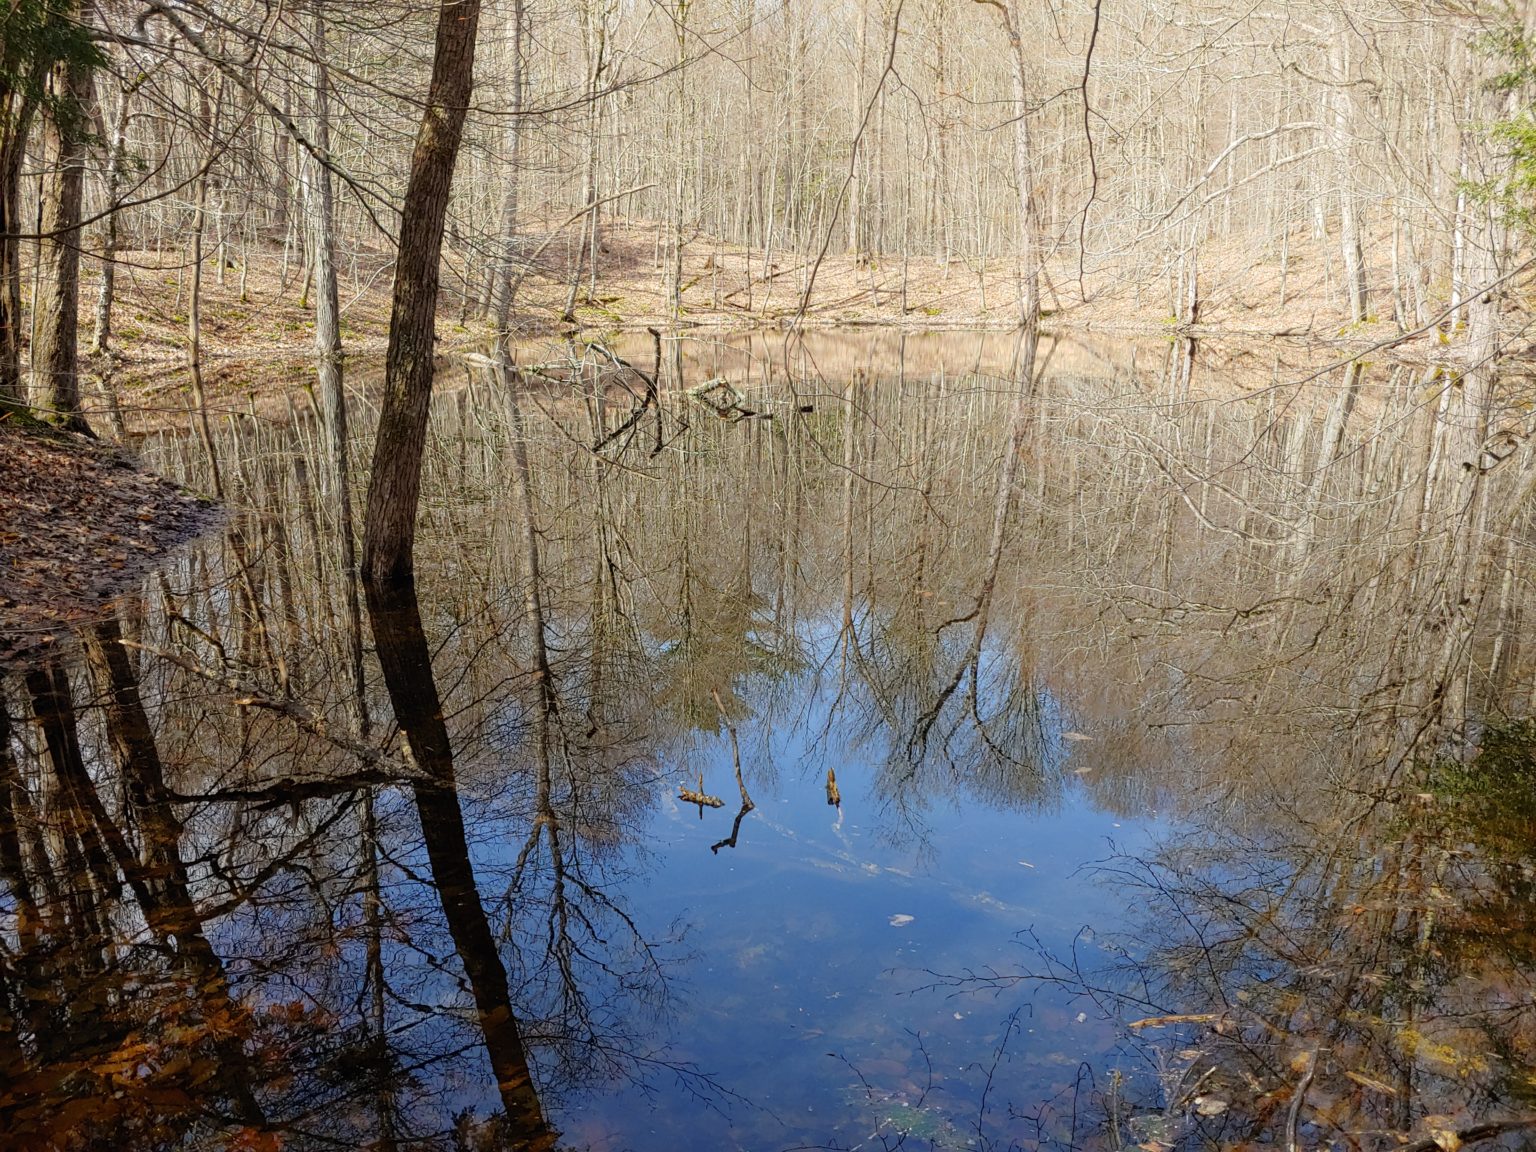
(3, 329, 1536, 1151)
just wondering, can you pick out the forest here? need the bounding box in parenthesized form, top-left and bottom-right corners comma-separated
(6, 1, 1536, 1151)
(7, 0, 1536, 401)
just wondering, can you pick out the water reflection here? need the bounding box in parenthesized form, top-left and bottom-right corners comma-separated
(2, 330, 1535, 1149)
(966, 724, 1536, 1152)
(366, 579, 554, 1149)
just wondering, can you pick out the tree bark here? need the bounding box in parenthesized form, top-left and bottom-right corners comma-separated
(487, 0, 526, 328)
(31, 43, 93, 434)
(186, 79, 224, 494)
(1331, 27, 1367, 325)
(975, 0, 1041, 328)
(0, 95, 36, 407)
(363, 0, 484, 589)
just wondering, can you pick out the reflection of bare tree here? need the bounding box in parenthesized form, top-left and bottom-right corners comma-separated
(366, 579, 556, 1149)
(1, 634, 268, 1144)
(910, 330, 1039, 760)
(484, 360, 705, 1102)
(925, 724, 1536, 1151)
(82, 620, 267, 1124)
(32, 327, 1536, 1147)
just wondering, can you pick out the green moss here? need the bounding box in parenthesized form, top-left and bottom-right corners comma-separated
(0, 401, 58, 433)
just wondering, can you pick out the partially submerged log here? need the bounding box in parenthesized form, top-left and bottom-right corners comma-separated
(688, 377, 762, 422)
(680, 769, 723, 810)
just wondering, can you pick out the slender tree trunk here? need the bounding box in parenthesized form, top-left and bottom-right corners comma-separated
(977, 0, 1041, 328)
(1331, 29, 1367, 325)
(91, 79, 134, 355)
(187, 82, 223, 494)
(666, 3, 689, 321)
(487, 0, 526, 326)
(849, 0, 869, 259)
(563, 2, 605, 323)
(304, 9, 366, 725)
(363, 0, 485, 588)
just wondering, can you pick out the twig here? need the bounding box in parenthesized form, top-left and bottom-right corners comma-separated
(830, 1050, 877, 1102)
(121, 640, 411, 774)
(1077, 0, 1103, 299)
(1284, 1049, 1318, 1152)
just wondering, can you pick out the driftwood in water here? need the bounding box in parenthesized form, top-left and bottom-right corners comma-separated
(689, 378, 764, 422)
(708, 688, 755, 852)
(680, 767, 724, 811)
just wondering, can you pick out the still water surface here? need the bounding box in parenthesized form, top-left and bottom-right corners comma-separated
(3, 330, 1535, 1151)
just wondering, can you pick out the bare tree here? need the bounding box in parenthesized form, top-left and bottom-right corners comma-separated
(363, 0, 486, 588)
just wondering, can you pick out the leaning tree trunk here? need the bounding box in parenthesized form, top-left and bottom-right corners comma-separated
(31, 49, 93, 434)
(362, 0, 485, 589)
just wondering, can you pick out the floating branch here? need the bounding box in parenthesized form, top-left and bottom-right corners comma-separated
(688, 378, 759, 422)
(680, 769, 724, 811)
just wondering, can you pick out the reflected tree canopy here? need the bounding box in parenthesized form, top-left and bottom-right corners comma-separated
(3, 332, 1536, 1149)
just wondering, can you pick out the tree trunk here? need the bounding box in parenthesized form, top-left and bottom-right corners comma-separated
(487, 0, 526, 328)
(0, 94, 37, 407)
(362, 0, 485, 588)
(1331, 29, 1367, 325)
(849, 0, 869, 259)
(564, 1, 607, 323)
(978, 0, 1041, 327)
(304, 9, 366, 727)
(667, 4, 688, 321)
(91, 79, 134, 355)
(180, 77, 226, 497)
(31, 46, 93, 434)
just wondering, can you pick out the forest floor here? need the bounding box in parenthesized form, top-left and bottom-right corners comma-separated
(0, 415, 219, 666)
(75, 216, 1534, 432)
